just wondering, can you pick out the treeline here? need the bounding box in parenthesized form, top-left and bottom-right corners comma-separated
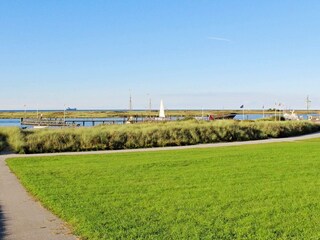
(0, 120, 319, 154)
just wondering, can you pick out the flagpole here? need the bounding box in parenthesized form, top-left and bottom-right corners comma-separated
(242, 108, 244, 120)
(240, 105, 245, 120)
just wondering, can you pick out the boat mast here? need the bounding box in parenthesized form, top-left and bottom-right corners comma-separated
(306, 95, 311, 114)
(129, 90, 132, 111)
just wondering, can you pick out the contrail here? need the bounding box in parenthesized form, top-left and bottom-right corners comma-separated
(208, 36, 232, 43)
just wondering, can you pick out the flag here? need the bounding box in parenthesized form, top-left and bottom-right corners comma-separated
(240, 105, 244, 108)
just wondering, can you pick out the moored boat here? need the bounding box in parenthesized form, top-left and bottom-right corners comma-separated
(209, 113, 237, 120)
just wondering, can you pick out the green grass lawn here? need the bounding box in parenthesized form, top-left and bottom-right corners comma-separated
(7, 139, 320, 239)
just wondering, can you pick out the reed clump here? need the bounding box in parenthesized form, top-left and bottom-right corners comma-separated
(20, 120, 320, 153)
(0, 133, 6, 152)
(0, 127, 26, 153)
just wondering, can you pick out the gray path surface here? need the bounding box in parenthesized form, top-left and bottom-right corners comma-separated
(1, 131, 320, 240)
(0, 155, 77, 240)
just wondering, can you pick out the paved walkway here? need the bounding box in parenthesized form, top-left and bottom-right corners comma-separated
(0, 154, 77, 240)
(1, 132, 320, 240)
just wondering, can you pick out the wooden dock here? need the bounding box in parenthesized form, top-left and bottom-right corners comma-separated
(65, 118, 128, 126)
(21, 117, 136, 127)
(20, 115, 179, 127)
(21, 118, 70, 127)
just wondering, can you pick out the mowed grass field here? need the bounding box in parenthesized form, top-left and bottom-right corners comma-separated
(7, 139, 320, 239)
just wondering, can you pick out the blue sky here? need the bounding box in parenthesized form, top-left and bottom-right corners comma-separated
(1, 1, 320, 110)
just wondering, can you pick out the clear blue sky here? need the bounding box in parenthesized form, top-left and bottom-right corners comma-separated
(1, 0, 320, 110)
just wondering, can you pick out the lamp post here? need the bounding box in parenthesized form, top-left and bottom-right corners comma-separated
(147, 93, 152, 117)
(129, 89, 132, 111)
(24, 104, 26, 119)
(306, 96, 311, 115)
(64, 104, 66, 122)
(278, 103, 281, 121)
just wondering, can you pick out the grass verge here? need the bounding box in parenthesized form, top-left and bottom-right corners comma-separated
(7, 139, 320, 239)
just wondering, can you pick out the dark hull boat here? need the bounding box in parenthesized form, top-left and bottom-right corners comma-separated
(66, 107, 77, 111)
(209, 113, 237, 120)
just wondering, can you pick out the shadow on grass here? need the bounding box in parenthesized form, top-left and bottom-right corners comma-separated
(0, 205, 6, 240)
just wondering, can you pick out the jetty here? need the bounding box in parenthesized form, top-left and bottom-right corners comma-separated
(20, 117, 139, 127)
(21, 118, 70, 127)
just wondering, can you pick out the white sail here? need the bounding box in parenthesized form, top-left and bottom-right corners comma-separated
(159, 99, 165, 118)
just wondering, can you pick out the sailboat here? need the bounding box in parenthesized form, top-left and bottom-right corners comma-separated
(153, 99, 167, 121)
(159, 99, 165, 118)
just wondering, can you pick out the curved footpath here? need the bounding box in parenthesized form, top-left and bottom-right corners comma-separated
(0, 154, 77, 240)
(1, 132, 320, 240)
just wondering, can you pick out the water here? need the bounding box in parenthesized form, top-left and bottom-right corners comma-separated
(0, 119, 21, 127)
(0, 114, 317, 127)
(234, 114, 265, 120)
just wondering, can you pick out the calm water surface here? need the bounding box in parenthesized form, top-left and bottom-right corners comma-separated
(0, 114, 316, 127)
(0, 119, 20, 127)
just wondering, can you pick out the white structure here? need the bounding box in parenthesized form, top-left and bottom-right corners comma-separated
(283, 110, 299, 121)
(159, 99, 165, 118)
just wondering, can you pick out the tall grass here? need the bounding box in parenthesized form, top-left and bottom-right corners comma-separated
(22, 120, 320, 153)
(0, 133, 6, 152)
(0, 127, 25, 153)
(1, 121, 319, 154)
